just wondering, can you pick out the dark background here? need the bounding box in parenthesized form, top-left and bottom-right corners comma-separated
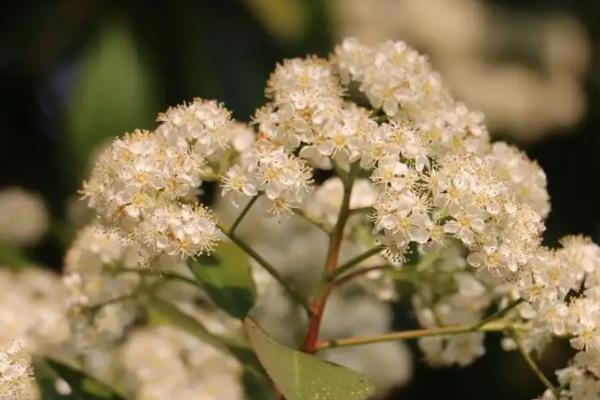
(1, 1, 598, 398)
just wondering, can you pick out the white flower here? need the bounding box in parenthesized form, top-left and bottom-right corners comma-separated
(334, 38, 453, 122)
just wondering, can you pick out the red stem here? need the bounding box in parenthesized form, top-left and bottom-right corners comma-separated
(302, 166, 356, 353)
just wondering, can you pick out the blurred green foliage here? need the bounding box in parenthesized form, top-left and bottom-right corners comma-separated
(191, 242, 257, 319)
(66, 22, 158, 181)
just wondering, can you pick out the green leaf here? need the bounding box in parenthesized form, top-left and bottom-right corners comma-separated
(242, 366, 277, 400)
(66, 22, 158, 182)
(245, 319, 375, 400)
(0, 242, 32, 269)
(148, 295, 260, 366)
(189, 242, 256, 319)
(148, 295, 235, 354)
(33, 357, 127, 400)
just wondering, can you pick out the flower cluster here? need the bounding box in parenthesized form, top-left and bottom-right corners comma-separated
(81, 98, 248, 260)
(120, 325, 244, 400)
(41, 36, 600, 400)
(336, 39, 454, 121)
(485, 142, 550, 218)
(223, 140, 313, 212)
(156, 99, 251, 163)
(0, 268, 70, 353)
(510, 237, 600, 399)
(0, 341, 37, 400)
(413, 245, 496, 366)
(331, 0, 589, 139)
(63, 225, 142, 349)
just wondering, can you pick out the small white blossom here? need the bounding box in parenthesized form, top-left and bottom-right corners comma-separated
(223, 140, 313, 213)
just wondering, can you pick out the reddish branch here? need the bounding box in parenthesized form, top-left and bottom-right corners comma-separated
(302, 166, 356, 353)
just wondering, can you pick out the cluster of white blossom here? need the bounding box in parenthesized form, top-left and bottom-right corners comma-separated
(0, 341, 38, 400)
(80, 98, 256, 260)
(412, 245, 496, 366)
(484, 142, 551, 218)
(0, 268, 70, 353)
(336, 39, 453, 123)
(0, 269, 73, 399)
(331, 0, 589, 140)
(0, 187, 49, 247)
(120, 325, 244, 400)
(59, 35, 600, 399)
(157, 100, 252, 163)
(509, 237, 600, 399)
(219, 59, 347, 211)
(258, 57, 344, 150)
(63, 225, 142, 351)
(223, 140, 313, 212)
(329, 39, 545, 275)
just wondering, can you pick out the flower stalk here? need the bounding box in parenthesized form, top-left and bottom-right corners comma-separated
(514, 334, 560, 398)
(302, 163, 358, 353)
(217, 222, 311, 314)
(328, 244, 386, 282)
(314, 321, 527, 352)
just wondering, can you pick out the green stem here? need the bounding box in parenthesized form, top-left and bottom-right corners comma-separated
(391, 268, 420, 284)
(415, 248, 441, 272)
(292, 208, 330, 233)
(349, 206, 372, 215)
(328, 245, 385, 282)
(84, 291, 139, 313)
(115, 267, 198, 287)
(315, 321, 525, 351)
(473, 299, 524, 330)
(230, 195, 260, 234)
(217, 223, 311, 315)
(332, 265, 392, 288)
(514, 334, 560, 398)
